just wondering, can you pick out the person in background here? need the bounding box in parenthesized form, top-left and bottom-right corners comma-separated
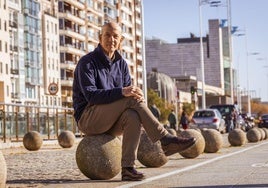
(149, 104, 161, 120)
(72, 21, 196, 181)
(168, 109, 178, 131)
(180, 111, 189, 130)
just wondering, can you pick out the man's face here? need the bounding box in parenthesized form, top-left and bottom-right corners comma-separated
(99, 24, 123, 55)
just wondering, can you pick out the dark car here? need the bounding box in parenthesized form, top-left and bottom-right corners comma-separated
(209, 104, 236, 132)
(259, 114, 268, 128)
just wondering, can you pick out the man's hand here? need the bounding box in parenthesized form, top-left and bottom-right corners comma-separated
(122, 85, 144, 102)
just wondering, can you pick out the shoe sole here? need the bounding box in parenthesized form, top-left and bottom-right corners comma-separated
(122, 176, 145, 181)
(162, 139, 196, 156)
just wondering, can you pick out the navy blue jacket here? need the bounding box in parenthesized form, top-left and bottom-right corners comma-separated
(72, 44, 131, 122)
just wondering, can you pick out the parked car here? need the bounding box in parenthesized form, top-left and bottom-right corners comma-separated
(259, 114, 268, 128)
(209, 104, 236, 132)
(189, 109, 226, 133)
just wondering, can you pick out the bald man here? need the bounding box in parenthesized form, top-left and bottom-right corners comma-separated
(73, 21, 196, 181)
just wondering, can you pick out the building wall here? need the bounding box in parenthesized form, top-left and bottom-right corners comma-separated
(145, 19, 228, 95)
(0, 0, 144, 108)
(0, 0, 11, 103)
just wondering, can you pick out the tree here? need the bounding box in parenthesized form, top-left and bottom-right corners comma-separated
(147, 89, 174, 123)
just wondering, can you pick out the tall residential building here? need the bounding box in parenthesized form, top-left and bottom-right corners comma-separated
(8, 0, 25, 104)
(58, 0, 144, 107)
(0, 0, 145, 109)
(0, 0, 11, 104)
(40, 0, 61, 107)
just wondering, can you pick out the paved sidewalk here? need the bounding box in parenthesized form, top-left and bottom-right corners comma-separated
(1, 139, 88, 188)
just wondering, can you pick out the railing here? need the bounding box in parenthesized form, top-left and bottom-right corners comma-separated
(0, 103, 80, 143)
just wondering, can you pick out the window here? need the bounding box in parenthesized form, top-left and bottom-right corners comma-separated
(55, 23, 57, 34)
(47, 20, 49, 32)
(0, 62, 2, 73)
(6, 63, 8, 74)
(5, 42, 7, 53)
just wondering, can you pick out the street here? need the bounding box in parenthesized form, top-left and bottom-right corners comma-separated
(2, 133, 268, 188)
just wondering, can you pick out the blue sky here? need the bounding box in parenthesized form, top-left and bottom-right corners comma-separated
(143, 0, 268, 102)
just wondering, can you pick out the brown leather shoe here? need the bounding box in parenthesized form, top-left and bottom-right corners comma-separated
(121, 167, 145, 181)
(161, 137, 196, 156)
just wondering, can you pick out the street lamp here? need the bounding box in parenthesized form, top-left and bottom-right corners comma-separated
(257, 57, 268, 101)
(199, 0, 206, 109)
(199, 0, 232, 108)
(246, 50, 259, 115)
(234, 27, 259, 115)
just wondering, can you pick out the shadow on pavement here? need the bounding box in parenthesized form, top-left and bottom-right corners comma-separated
(7, 178, 122, 184)
(171, 184, 268, 188)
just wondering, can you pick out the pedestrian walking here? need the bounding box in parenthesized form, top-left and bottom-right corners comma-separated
(168, 109, 177, 130)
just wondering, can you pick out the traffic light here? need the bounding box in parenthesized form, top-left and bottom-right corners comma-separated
(190, 86, 196, 95)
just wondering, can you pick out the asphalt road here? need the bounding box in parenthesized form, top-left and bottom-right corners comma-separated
(2, 132, 268, 188)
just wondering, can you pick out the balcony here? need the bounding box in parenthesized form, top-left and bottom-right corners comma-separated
(10, 68, 19, 75)
(61, 79, 73, 87)
(59, 27, 85, 41)
(11, 92, 19, 99)
(60, 61, 76, 70)
(9, 20, 18, 28)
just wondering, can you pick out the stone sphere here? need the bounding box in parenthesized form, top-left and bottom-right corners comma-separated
(228, 129, 247, 146)
(58, 130, 76, 148)
(176, 128, 185, 135)
(0, 151, 7, 188)
(137, 130, 168, 167)
(76, 134, 121, 180)
(23, 131, 43, 151)
(201, 129, 223, 153)
(257, 128, 265, 140)
(166, 128, 177, 136)
(261, 128, 268, 140)
(247, 128, 261, 143)
(178, 129, 205, 158)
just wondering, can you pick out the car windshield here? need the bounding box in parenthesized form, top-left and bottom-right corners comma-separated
(210, 105, 233, 116)
(193, 111, 214, 118)
(262, 115, 268, 119)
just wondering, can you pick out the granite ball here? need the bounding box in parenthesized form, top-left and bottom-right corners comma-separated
(261, 128, 268, 140)
(178, 129, 205, 158)
(257, 128, 265, 140)
(228, 129, 247, 146)
(0, 151, 7, 188)
(137, 130, 168, 167)
(202, 129, 223, 153)
(23, 131, 43, 151)
(76, 134, 121, 180)
(166, 128, 177, 136)
(58, 130, 76, 148)
(247, 128, 261, 143)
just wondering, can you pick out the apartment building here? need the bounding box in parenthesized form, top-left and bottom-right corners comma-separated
(145, 19, 233, 102)
(0, 0, 144, 109)
(58, 0, 144, 107)
(0, 0, 11, 104)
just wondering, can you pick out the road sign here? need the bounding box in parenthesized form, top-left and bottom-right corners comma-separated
(48, 82, 58, 95)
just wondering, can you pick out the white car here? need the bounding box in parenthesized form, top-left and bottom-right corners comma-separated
(190, 109, 226, 133)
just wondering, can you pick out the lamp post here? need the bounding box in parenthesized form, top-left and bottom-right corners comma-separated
(234, 28, 259, 115)
(246, 48, 259, 115)
(257, 57, 268, 101)
(199, 0, 206, 109)
(227, 0, 234, 104)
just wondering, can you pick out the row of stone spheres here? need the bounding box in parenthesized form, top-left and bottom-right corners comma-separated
(1, 126, 267, 186)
